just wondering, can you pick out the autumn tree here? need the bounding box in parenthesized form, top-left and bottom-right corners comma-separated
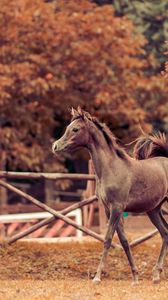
(0, 0, 167, 173)
(162, 42, 168, 77)
(94, 0, 168, 72)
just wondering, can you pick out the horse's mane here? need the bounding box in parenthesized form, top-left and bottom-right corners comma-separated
(71, 107, 127, 160)
(133, 132, 168, 160)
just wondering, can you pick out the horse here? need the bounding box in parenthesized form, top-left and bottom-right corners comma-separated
(52, 107, 168, 284)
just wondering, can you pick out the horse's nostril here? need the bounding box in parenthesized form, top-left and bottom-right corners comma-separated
(52, 143, 57, 153)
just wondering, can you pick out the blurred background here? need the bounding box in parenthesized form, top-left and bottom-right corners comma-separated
(0, 0, 168, 208)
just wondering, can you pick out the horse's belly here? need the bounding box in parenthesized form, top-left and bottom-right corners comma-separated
(125, 197, 161, 213)
(126, 186, 166, 213)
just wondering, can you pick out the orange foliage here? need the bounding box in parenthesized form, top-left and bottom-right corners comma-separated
(0, 0, 167, 171)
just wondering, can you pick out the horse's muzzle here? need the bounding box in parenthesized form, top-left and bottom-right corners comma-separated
(52, 142, 58, 153)
(52, 141, 66, 154)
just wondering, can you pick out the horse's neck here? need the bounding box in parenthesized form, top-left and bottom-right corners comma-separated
(88, 129, 117, 179)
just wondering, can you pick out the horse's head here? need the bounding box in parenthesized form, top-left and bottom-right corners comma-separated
(52, 107, 90, 154)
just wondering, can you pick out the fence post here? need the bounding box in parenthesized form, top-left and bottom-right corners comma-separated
(44, 179, 55, 205)
(0, 152, 7, 206)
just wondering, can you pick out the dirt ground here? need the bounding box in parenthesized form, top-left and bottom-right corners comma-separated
(0, 216, 168, 300)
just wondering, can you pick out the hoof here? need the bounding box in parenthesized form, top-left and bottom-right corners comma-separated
(153, 276, 161, 284)
(93, 277, 101, 284)
(153, 269, 161, 284)
(132, 271, 139, 286)
(132, 279, 139, 286)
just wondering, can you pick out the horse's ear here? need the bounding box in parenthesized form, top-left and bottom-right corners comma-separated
(71, 107, 79, 118)
(77, 106, 84, 117)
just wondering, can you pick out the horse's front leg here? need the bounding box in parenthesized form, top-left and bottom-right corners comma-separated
(117, 218, 138, 284)
(93, 206, 122, 283)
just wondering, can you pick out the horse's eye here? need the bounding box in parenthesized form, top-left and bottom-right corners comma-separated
(72, 128, 79, 133)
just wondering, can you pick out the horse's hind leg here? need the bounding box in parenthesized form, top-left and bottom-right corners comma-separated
(147, 208, 168, 283)
(117, 219, 139, 284)
(159, 209, 168, 230)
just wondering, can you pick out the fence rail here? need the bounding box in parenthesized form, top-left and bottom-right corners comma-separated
(0, 171, 95, 181)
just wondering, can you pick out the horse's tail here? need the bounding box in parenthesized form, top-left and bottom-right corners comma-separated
(133, 132, 168, 160)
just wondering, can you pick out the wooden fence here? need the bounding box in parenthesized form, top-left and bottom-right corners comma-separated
(0, 167, 166, 248)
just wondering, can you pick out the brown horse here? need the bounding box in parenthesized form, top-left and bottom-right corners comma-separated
(52, 107, 168, 284)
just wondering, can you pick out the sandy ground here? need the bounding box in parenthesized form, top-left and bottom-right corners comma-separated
(0, 278, 167, 300)
(0, 229, 167, 300)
